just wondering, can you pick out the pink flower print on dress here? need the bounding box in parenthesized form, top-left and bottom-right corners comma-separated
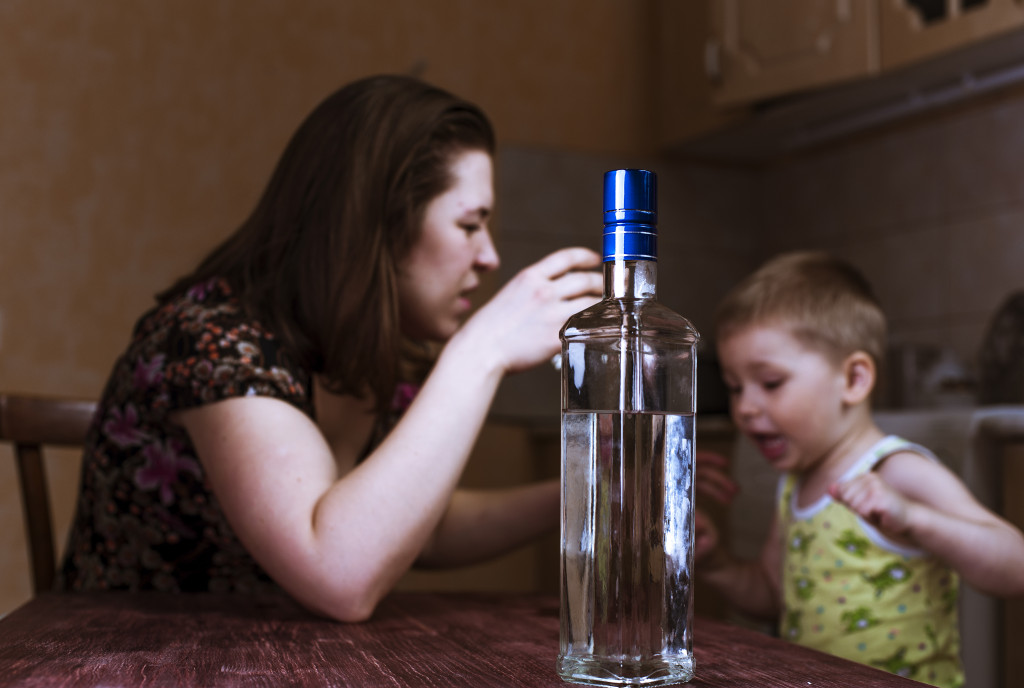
(133, 354, 166, 389)
(134, 440, 202, 505)
(103, 404, 148, 447)
(185, 277, 223, 302)
(391, 383, 420, 412)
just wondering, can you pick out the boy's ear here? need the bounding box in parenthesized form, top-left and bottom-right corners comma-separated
(841, 351, 875, 405)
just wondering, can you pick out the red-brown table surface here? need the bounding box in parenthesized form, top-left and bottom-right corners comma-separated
(0, 591, 925, 687)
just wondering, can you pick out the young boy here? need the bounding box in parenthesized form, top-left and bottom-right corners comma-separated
(695, 251, 1024, 688)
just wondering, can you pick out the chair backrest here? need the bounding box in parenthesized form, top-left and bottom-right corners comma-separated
(0, 393, 97, 594)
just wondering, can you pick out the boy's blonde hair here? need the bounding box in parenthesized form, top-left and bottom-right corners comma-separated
(714, 251, 887, 367)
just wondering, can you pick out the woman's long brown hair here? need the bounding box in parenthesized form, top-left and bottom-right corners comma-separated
(160, 75, 496, 418)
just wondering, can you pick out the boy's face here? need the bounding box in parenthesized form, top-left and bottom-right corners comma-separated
(717, 323, 851, 474)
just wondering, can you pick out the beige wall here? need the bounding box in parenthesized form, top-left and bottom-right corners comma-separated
(0, 0, 669, 615)
(0, 0, 661, 402)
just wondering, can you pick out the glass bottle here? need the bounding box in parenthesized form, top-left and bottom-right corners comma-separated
(558, 169, 699, 686)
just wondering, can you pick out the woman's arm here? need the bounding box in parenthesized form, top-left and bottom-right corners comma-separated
(832, 451, 1024, 597)
(176, 247, 602, 622)
(416, 480, 559, 567)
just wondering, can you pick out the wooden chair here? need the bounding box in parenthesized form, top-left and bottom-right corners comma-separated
(0, 393, 97, 594)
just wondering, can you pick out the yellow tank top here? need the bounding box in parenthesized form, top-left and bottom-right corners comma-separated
(777, 435, 963, 688)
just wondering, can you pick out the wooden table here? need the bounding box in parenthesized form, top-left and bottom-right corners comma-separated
(0, 591, 924, 687)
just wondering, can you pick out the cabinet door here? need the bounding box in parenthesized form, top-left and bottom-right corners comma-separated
(709, 0, 879, 105)
(880, 0, 1024, 70)
(657, 0, 750, 147)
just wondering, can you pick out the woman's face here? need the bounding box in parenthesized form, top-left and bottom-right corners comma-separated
(396, 149, 499, 341)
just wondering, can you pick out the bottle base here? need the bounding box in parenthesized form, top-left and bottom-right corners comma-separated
(557, 655, 694, 686)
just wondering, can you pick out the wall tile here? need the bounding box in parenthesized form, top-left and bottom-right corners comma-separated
(866, 126, 946, 232)
(935, 97, 1024, 219)
(852, 225, 950, 324)
(945, 210, 1024, 318)
(658, 163, 760, 252)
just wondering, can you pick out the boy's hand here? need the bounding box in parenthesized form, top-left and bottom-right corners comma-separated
(693, 508, 721, 563)
(830, 473, 911, 538)
(694, 451, 736, 568)
(696, 450, 738, 505)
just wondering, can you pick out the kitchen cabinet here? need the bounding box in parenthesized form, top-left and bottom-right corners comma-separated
(707, 0, 879, 106)
(656, 0, 751, 150)
(659, 0, 1024, 157)
(880, 0, 1024, 71)
(705, 0, 1024, 107)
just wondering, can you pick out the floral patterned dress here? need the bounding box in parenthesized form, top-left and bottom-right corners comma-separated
(58, 278, 314, 593)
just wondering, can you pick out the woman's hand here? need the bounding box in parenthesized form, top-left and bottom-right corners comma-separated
(456, 247, 603, 375)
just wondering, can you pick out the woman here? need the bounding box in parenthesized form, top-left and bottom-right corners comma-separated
(58, 75, 603, 621)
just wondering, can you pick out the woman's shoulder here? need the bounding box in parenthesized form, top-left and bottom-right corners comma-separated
(128, 278, 313, 413)
(134, 278, 253, 335)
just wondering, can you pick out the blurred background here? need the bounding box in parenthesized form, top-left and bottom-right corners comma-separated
(3, 3, 1024, 681)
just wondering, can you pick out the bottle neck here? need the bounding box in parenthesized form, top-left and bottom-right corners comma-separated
(604, 259, 657, 299)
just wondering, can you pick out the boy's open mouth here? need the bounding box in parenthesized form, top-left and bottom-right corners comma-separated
(752, 433, 787, 462)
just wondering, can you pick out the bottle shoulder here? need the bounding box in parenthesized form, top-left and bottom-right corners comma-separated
(560, 298, 700, 344)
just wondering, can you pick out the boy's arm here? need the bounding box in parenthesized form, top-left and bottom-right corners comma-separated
(696, 513, 783, 620)
(831, 451, 1024, 597)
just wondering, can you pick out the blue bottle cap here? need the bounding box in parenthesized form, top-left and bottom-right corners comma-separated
(602, 169, 657, 262)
